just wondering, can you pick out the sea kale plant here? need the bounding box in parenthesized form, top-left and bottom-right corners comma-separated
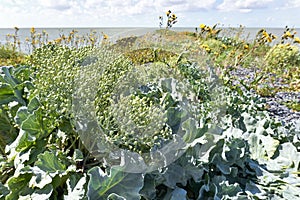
(0, 27, 299, 200)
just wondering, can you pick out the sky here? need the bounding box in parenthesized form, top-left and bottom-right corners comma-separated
(0, 0, 300, 28)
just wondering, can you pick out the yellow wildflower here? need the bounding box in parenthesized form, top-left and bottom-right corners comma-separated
(200, 24, 206, 29)
(200, 44, 211, 53)
(201, 44, 209, 49)
(31, 39, 37, 45)
(238, 53, 243, 58)
(244, 44, 249, 50)
(54, 38, 62, 43)
(285, 31, 293, 38)
(103, 34, 108, 40)
(262, 30, 269, 38)
(294, 37, 300, 44)
(171, 14, 177, 20)
(267, 36, 272, 43)
(30, 27, 35, 34)
(206, 26, 212, 32)
(90, 37, 95, 42)
(166, 10, 171, 16)
(221, 44, 227, 49)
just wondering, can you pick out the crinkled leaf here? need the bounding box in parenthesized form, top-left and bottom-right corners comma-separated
(64, 174, 87, 200)
(218, 181, 242, 197)
(183, 162, 204, 183)
(21, 109, 43, 140)
(195, 132, 223, 163)
(14, 99, 47, 141)
(107, 193, 126, 200)
(27, 97, 41, 112)
(6, 173, 32, 200)
(163, 163, 187, 188)
(5, 129, 34, 159)
(167, 107, 184, 130)
(282, 185, 300, 199)
(19, 184, 53, 200)
(223, 127, 243, 138)
(0, 84, 14, 96)
(13, 149, 31, 172)
(0, 66, 26, 105)
(160, 78, 173, 93)
(267, 143, 300, 172)
(0, 66, 18, 86)
(242, 112, 257, 133)
(248, 132, 279, 162)
(182, 118, 206, 143)
(245, 181, 264, 196)
(87, 166, 143, 200)
(139, 174, 157, 200)
(0, 182, 10, 199)
(182, 118, 198, 143)
(170, 187, 187, 200)
(222, 138, 247, 167)
(0, 108, 18, 149)
(28, 166, 53, 189)
(15, 106, 29, 126)
(198, 183, 219, 200)
(211, 154, 230, 175)
(73, 149, 84, 162)
(0, 84, 16, 105)
(35, 151, 66, 174)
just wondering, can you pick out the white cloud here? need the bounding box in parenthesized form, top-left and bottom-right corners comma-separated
(154, 0, 216, 12)
(40, 0, 72, 10)
(284, 0, 300, 8)
(0, 0, 217, 26)
(0, 0, 298, 28)
(56, 0, 156, 18)
(217, 0, 274, 12)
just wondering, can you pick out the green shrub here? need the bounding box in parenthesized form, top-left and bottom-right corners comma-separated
(0, 45, 15, 59)
(26, 44, 94, 128)
(265, 44, 300, 68)
(0, 45, 25, 66)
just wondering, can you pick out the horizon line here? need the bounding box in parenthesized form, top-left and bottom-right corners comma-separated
(0, 26, 299, 29)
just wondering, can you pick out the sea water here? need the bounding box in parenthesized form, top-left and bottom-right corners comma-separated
(0, 27, 299, 53)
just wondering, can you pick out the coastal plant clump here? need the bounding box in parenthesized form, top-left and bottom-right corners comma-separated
(194, 23, 300, 95)
(265, 44, 300, 72)
(0, 45, 26, 66)
(0, 24, 299, 200)
(25, 44, 94, 130)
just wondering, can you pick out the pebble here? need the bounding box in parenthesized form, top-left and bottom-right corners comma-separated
(227, 66, 300, 125)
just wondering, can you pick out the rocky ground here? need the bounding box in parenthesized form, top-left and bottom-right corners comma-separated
(266, 92, 300, 125)
(229, 66, 300, 126)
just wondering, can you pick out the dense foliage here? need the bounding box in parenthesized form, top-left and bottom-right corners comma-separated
(0, 27, 300, 199)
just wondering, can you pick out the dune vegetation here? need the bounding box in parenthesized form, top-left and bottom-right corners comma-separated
(0, 12, 300, 199)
